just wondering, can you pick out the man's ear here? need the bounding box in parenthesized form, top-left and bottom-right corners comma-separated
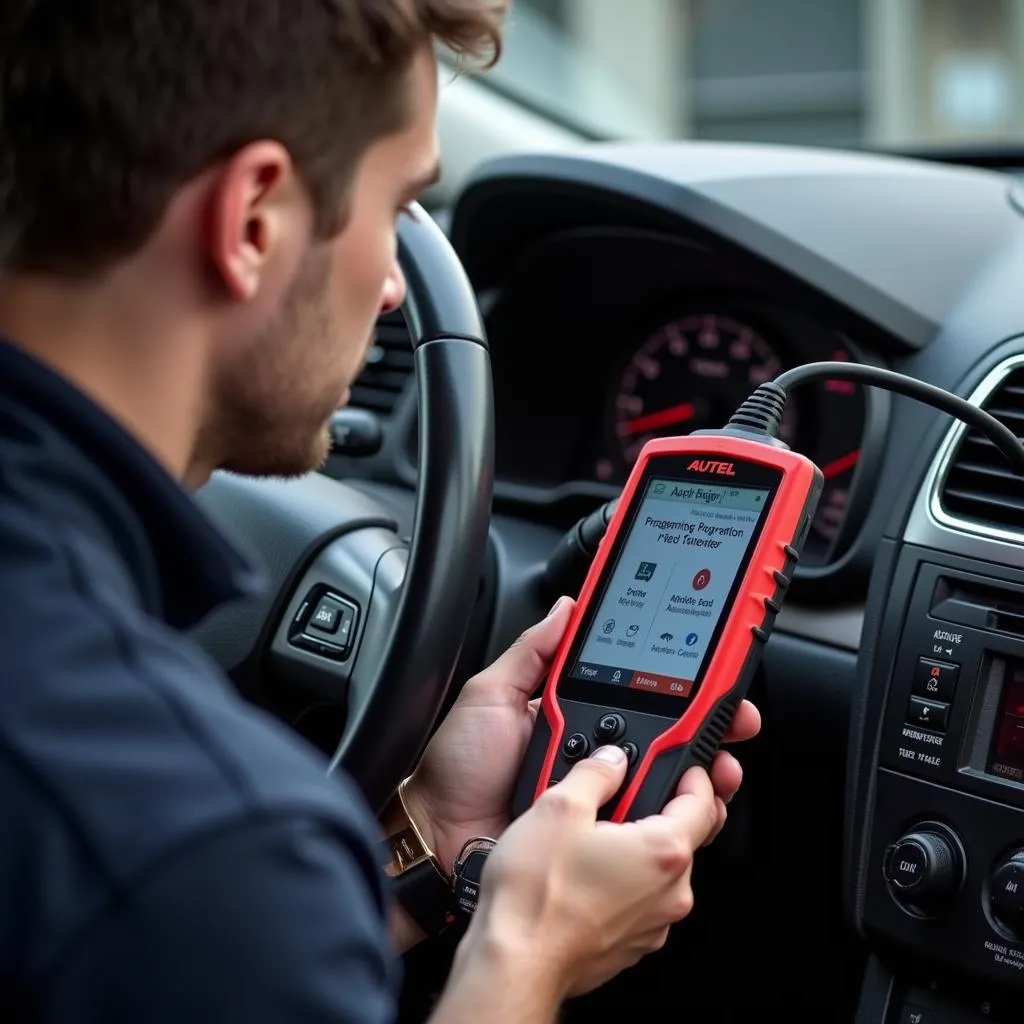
(205, 141, 300, 302)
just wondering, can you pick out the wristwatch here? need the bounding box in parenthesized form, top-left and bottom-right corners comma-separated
(379, 777, 455, 936)
(451, 836, 496, 916)
(379, 779, 497, 934)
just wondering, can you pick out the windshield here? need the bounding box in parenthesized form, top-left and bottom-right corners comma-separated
(491, 0, 1023, 150)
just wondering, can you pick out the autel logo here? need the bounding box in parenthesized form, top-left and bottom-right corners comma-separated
(687, 459, 736, 476)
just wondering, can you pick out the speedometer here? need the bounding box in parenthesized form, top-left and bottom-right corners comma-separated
(603, 312, 870, 565)
(609, 313, 798, 465)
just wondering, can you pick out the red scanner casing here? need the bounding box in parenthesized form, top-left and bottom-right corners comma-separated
(511, 433, 822, 823)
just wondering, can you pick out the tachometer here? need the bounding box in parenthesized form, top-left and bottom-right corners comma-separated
(602, 313, 870, 565)
(608, 313, 798, 466)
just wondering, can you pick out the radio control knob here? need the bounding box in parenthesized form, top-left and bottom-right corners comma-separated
(884, 823, 963, 914)
(989, 850, 1024, 937)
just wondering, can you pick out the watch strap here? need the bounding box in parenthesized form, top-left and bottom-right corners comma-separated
(390, 858, 455, 936)
(379, 778, 454, 937)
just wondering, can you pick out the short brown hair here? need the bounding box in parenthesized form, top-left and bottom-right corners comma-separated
(0, 0, 506, 276)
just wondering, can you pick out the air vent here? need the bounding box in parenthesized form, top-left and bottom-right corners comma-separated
(939, 365, 1024, 530)
(348, 309, 413, 416)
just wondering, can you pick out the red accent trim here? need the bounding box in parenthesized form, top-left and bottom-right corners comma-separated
(534, 434, 818, 815)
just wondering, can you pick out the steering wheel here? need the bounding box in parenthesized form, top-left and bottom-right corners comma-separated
(190, 202, 494, 815)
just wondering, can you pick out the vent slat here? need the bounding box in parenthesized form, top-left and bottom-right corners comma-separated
(347, 314, 413, 416)
(944, 487, 1024, 517)
(982, 407, 1024, 426)
(948, 460, 1020, 484)
(939, 367, 1024, 531)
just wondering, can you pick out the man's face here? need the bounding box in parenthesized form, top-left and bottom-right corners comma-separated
(199, 47, 440, 479)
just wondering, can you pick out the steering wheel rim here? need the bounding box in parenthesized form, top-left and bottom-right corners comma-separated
(192, 202, 494, 816)
(327, 205, 494, 806)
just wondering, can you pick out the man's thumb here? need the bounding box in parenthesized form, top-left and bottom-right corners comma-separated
(553, 745, 628, 811)
(486, 596, 575, 696)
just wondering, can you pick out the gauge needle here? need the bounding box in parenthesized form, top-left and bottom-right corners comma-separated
(621, 402, 696, 435)
(821, 449, 861, 479)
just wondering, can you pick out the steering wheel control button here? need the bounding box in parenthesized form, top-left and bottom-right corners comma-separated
(594, 713, 626, 743)
(884, 824, 963, 914)
(906, 696, 950, 733)
(989, 850, 1024, 937)
(620, 741, 639, 766)
(289, 588, 359, 661)
(562, 733, 590, 762)
(309, 597, 343, 634)
(912, 658, 959, 703)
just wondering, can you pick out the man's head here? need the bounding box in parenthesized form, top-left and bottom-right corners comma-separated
(0, 1, 504, 480)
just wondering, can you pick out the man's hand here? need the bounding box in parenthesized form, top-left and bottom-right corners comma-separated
(431, 750, 736, 1022)
(403, 596, 761, 875)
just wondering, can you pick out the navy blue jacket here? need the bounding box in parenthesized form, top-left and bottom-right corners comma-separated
(0, 340, 397, 1021)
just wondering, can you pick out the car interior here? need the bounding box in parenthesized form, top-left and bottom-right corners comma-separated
(192, 4, 1024, 1021)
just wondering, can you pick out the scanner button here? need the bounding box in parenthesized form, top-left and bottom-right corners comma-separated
(621, 742, 639, 766)
(906, 696, 950, 732)
(562, 733, 590, 762)
(595, 713, 626, 743)
(913, 658, 959, 703)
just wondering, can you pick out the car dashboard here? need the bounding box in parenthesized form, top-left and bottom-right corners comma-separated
(329, 141, 1024, 1021)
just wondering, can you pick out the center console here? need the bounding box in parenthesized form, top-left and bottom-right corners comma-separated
(849, 355, 1024, 1023)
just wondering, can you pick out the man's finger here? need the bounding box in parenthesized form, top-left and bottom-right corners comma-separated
(656, 766, 719, 847)
(541, 744, 627, 816)
(708, 749, 743, 804)
(702, 796, 728, 848)
(473, 596, 576, 699)
(722, 700, 761, 743)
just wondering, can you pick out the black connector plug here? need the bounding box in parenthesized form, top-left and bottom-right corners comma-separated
(726, 381, 788, 438)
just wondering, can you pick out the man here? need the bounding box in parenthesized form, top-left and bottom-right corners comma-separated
(0, 2, 760, 1021)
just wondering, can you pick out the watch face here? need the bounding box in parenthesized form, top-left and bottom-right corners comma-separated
(452, 838, 496, 917)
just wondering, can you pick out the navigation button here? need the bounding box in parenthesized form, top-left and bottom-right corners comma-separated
(562, 733, 589, 762)
(906, 696, 950, 732)
(595, 713, 626, 743)
(913, 658, 959, 703)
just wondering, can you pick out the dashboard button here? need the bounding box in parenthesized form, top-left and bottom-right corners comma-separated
(885, 839, 929, 892)
(621, 741, 639, 766)
(913, 658, 959, 703)
(884, 823, 963, 914)
(595, 713, 626, 743)
(906, 696, 950, 732)
(562, 733, 589, 762)
(989, 849, 1024, 938)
